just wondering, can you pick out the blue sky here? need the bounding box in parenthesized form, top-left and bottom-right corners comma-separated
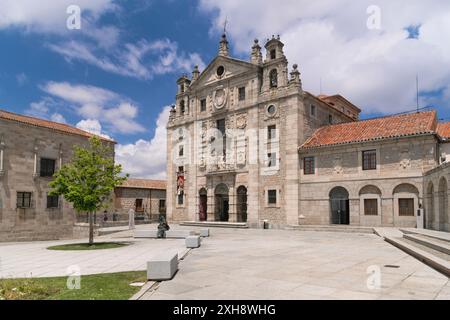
(1, 0, 450, 178)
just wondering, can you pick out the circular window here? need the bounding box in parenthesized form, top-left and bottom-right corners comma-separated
(267, 105, 276, 115)
(216, 66, 225, 77)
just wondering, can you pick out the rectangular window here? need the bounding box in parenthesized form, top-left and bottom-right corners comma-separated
(238, 87, 246, 101)
(303, 157, 315, 175)
(268, 190, 277, 204)
(364, 199, 378, 215)
(135, 199, 144, 212)
(200, 99, 207, 112)
(328, 114, 333, 124)
(399, 198, 414, 216)
(40, 158, 56, 177)
(178, 166, 184, 174)
(267, 153, 277, 167)
(17, 192, 32, 208)
(179, 145, 184, 157)
(47, 195, 59, 209)
(267, 125, 276, 140)
(310, 105, 316, 117)
(362, 150, 377, 170)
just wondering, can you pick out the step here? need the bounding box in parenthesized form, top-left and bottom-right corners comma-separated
(403, 234, 450, 256)
(385, 236, 450, 277)
(180, 221, 248, 229)
(400, 228, 450, 244)
(286, 225, 374, 234)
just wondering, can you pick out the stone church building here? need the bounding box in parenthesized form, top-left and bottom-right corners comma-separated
(166, 34, 450, 231)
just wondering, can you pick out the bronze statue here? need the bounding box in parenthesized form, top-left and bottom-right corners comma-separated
(157, 214, 170, 238)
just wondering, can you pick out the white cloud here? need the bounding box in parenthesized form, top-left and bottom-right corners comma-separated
(199, 0, 450, 113)
(0, 0, 115, 33)
(48, 38, 206, 80)
(16, 73, 28, 86)
(50, 113, 66, 124)
(115, 106, 171, 179)
(76, 119, 111, 139)
(38, 81, 145, 134)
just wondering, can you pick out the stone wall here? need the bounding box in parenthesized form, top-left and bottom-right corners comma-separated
(114, 187, 166, 222)
(299, 135, 437, 227)
(0, 118, 114, 242)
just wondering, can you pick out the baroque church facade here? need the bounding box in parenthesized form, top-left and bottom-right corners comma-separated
(166, 34, 450, 231)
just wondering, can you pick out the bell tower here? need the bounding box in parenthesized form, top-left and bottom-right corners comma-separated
(262, 35, 289, 92)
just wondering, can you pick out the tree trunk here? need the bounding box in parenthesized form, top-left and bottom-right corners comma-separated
(88, 211, 94, 245)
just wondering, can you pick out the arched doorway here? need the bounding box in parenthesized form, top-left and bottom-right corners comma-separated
(199, 188, 207, 221)
(236, 186, 247, 222)
(215, 184, 229, 222)
(426, 182, 434, 229)
(438, 177, 448, 231)
(329, 187, 350, 225)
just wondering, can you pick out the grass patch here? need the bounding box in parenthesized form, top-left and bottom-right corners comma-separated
(47, 242, 130, 251)
(0, 271, 147, 300)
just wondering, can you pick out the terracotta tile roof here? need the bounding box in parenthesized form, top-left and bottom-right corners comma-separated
(119, 178, 166, 190)
(437, 122, 450, 139)
(0, 109, 115, 143)
(300, 111, 437, 149)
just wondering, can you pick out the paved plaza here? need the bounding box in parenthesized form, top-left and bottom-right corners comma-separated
(0, 230, 186, 278)
(0, 225, 449, 299)
(140, 227, 450, 300)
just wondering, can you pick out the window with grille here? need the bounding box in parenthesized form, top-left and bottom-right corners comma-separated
(399, 198, 414, 216)
(303, 157, 315, 175)
(40, 158, 56, 177)
(47, 195, 59, 208)
(17, 192, 32, 208)
(364, 199, 378, 215)
(362, 150, 377, 170)
(159, 199, 166, 212)
(268, 190, 277, 204)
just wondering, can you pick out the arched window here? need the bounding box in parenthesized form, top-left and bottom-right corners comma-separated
(269, 69, 278, 88)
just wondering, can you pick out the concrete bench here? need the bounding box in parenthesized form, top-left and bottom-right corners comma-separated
(186, 235, 201, 248)
(165, 230, 196, 238)
(200, 229, 209, 237)
(147, 252, 178, 281)
(134, 230, 158, 238)
(134, 230, 196, 239)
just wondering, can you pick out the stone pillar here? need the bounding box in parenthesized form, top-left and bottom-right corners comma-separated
(33, 145, 38, 178)
(207, 182, 215, 221)
(228, 185, 236, 222)
(0, 139, 4, 175)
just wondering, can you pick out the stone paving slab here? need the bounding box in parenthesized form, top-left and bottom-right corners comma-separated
(140, 228, 449, 300)
(0, 228, 186, 279)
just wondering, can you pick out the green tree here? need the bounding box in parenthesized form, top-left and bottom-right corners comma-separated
(49, 136, 128, 245)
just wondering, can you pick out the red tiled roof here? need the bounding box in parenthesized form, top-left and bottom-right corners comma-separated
(437, 122, 450, 139)
(301, 111, 437, 149)
(119, 178, 166, 190)
(0, 109, 115, 143)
